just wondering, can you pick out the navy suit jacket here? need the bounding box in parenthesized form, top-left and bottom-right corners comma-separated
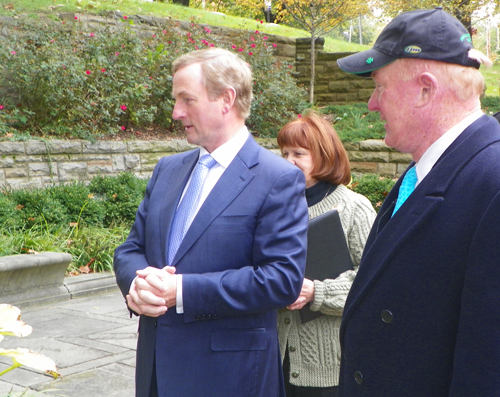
(339, 115, 500, 396)
(114, 135, 308, 397)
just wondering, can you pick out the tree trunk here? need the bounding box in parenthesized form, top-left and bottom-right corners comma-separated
(358, 15, 362, 45)
(309, 34, 316, 104)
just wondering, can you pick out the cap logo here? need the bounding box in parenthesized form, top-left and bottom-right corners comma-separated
(460, 33, 472, 42)
(404, 46, 422, 54)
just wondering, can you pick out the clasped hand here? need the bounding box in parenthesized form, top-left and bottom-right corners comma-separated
(126, 266, 178, 317)
(287, 278, 315, 311)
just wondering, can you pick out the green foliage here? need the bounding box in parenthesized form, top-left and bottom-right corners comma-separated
(9, 189, 69, 229)
(481, 95, 500, 115)
(88, 172, 148, 227)
(0, 15, 306, 139)
(322, 103, 386, 143)
(46, 182, 105, 226)
(350, 173, 397, 212)
(0, 172, 147, 272)
(0, 167, 400, 270)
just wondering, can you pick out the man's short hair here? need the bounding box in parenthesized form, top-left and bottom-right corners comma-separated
(172, 48, 253, 120)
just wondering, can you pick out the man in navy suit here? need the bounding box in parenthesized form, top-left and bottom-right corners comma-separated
(114, 48, 308, 397)
(336, 8, 500, 396)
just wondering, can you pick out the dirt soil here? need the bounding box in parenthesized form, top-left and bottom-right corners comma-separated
(101, 124, 186, 141)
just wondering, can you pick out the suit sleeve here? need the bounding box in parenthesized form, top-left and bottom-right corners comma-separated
(181, 166, 309, 323)
(449, 189, 500, 395)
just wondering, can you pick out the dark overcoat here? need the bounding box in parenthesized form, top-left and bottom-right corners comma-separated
(339, 115, 500, 396)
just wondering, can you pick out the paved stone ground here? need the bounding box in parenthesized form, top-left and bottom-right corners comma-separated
(0, 290, 138, 397)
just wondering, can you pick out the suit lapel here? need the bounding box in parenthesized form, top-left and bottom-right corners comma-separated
(170, 136, 259, 267)
(160, 150, 200, 265)
(343, 116, 500, 325)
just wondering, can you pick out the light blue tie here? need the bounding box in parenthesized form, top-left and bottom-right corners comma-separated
(168, 154, 217, 265)
(392, 165, 417, 217)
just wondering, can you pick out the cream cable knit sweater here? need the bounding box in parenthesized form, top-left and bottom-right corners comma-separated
(278, 184, 376, 387)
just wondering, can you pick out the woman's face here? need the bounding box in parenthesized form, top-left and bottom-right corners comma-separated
(281, 146, 318, 188)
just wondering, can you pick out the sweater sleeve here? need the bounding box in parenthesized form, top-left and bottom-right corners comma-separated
(309, 188, 376, 316)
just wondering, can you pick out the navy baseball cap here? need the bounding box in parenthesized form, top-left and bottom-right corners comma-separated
(337, 7, 480, 77)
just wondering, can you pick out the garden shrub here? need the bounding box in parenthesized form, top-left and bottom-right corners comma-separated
(0, 192, 22, 229)
(47, 182, 106, 226)
(9, 188, 69, 229)
(350, 173, 397, 212)
(0, 15, 307, 140)
(88, 172, 148, 226)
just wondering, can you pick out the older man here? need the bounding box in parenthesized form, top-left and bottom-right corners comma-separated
(114, 48, 308, 397)
(336, 7, 500, 396)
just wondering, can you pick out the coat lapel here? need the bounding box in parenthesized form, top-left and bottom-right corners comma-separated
(169, 136, 259, 267)
(342, 115, 500, 325)
(160, 150, 200, 265)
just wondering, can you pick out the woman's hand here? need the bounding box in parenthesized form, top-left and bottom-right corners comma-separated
(287, 278, 315, 310)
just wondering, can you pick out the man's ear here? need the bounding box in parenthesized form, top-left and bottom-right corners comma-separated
(222, 87, 236, 114)
(416, 72, 438, 107)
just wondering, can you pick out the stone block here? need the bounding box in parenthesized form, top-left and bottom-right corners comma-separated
(350, 161, 378, 173)
(376, 162, 397, 176)
(113, 154, 141, 172)
(349, 150, 389, 163)
(88, 163, 114, 175)
(26, 140, 82, 155)
(0, 142, 25, 155)
(10, 155, 43, 164)
(0, 156, 15, 167)
(397, 163, 411, 175)
(5, 167, 28, 178)
(127, 141, 178, 153)
(29, 162, 53, 177)
(6, 178, 43, 190)
(359, 139, 391, 151)
(83, 141, 127, 154)
(58, 162, 88, 181)
(389, 152, 413, 163)
(41, 176, 60, 187)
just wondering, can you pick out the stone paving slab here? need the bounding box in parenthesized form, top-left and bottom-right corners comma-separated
(0, 290, 138, 397)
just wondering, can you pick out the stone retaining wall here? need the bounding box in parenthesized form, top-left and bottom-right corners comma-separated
(0, 139, 411, 190)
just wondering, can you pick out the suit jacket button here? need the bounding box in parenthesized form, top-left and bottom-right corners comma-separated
(291, 372, 299, 378)
(381, 310, 394, 323)
(354, 371, 363, 385)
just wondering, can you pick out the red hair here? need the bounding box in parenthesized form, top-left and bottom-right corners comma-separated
(277, 111, 351, 185)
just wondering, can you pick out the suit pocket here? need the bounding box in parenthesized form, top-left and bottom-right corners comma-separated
(211, 328, 268, 352)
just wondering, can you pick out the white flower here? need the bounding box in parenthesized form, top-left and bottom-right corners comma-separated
(0, 348, 59, 378)
(0, 304, 33, 338)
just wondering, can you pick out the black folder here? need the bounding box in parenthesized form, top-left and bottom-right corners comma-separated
(299, 209, 353, 323)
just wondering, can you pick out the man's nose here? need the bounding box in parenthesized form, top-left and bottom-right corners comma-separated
(172, 102, 184, 120)
(367, 91, 379, 112)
